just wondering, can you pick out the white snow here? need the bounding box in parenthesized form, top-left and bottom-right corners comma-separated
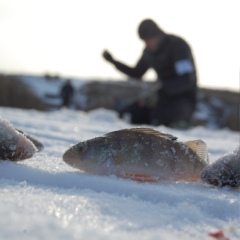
(0, 107, 239, 240)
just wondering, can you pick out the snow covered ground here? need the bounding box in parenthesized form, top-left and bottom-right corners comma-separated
(0, 107, 239, 240)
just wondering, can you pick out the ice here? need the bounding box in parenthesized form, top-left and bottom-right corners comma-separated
(0, 107, 239, 240)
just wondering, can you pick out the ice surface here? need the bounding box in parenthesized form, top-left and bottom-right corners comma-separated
(0, 107, 239, 240)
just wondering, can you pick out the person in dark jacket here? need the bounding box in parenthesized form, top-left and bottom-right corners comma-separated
(60, 79, 74, 108)
(102, 19, 197, 128)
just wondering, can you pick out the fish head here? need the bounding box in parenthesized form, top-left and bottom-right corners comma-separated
(200, 162, 239, 187)
(63, 137, 113, 173)
(63, 141, 89, 168)
(201, 146, 240, 187)
(0, 118, 37, 161)
(201, 166, 223, 187)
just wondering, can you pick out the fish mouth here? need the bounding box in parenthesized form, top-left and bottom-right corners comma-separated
(62, 147, 79, 167)
(201, 167, 222, 187)
(63, 141, 89, 167)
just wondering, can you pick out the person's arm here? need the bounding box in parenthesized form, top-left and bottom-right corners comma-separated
(103, 50, 149, 79)
(162, 38, 196, 96)
(114, 56, 149, 79)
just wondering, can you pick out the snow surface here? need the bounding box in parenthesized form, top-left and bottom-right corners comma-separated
(0, 107, 239, 240)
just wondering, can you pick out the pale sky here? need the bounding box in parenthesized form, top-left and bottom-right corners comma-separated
(0, 0, 239, 91)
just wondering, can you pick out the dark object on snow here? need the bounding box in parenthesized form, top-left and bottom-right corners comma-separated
(0, 118, 37, 161)
(60, 79, 74, 107)
(201, 146, 240, 188)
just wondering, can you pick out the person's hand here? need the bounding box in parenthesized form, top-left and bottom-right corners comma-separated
(102, 50, 115, 63)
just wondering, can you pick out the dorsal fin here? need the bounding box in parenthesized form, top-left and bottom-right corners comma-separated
(185, 140, 209, 163)
(105, 128, 177, 141)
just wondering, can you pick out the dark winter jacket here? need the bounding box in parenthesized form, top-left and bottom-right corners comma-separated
(112, 34, 197, 103)
(61, 83, 73, 98)
(61, 82, 74, 107)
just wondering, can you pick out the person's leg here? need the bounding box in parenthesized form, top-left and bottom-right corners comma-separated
(119, 101, 151, 124)
(150, 97, 195, 127)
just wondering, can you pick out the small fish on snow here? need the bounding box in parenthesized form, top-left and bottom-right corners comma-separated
(0, 118, 39, 161)
(63, 128, 209, 182)
(201, 146, 240, 188)
(17, 129, 44, 152)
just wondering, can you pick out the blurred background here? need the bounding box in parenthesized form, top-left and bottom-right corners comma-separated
(0, 0, 239, 90)
(0, 0, 239, 131)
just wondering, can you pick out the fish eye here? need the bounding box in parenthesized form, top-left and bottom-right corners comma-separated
(77, 142, 88, 153)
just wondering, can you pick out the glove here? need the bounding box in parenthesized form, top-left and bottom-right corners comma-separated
(102, 50, 115, 63)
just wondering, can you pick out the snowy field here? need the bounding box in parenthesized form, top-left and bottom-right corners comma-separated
(0, 106, 239, 240)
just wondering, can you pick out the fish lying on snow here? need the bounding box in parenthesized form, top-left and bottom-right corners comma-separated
(201, 146, 240, 188)
(17, 129, 44, 152)
(63, 128, 209, 182)
(0, 118, 41, 161)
